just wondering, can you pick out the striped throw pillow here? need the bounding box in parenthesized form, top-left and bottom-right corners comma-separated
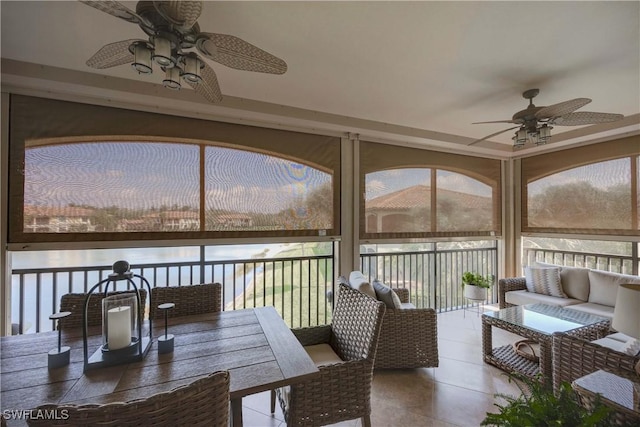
(524, 266, 566, 298)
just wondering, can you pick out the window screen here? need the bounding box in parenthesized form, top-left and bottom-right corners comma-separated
(521, 136, 639, 236)
(24, 142, 200, 233)
(360, 141, 501, 239)
(527, 158, 631, 230)
(204, 146, 332, 231)
(8, 95, 340, 244)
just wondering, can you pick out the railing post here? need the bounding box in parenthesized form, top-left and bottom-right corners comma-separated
(199, 245, 206, 284)
(432, 246, 438, 311)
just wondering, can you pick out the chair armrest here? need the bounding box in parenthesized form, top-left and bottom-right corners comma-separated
(552, 332, 640, 393)
(375, 307, 439, 369)
(498, 277, 526, 308)
(291, 324, 332, 347)
(288, 358, 373, 404)
(392, 288, 410, 304)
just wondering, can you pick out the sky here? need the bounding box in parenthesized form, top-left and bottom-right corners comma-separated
(365, 167, 492, 200)
(25, 141, 330, 214)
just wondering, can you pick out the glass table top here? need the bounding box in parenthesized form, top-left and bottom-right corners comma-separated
(483, 303, 610, 336)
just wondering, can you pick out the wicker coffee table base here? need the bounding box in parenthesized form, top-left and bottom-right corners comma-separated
(485, 344, 540, 378)
(482, 309, 609, 384)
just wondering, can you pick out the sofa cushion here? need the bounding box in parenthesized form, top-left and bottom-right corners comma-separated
(607, 332, 634, 343)
(536, 262, 590, 301)
(564, 302, 614, 319)
(505, 290, 582, 307)
(524, 266, 566, 298)
(400, 302, 416, 309)
(591, 336, 628, 352)
(348, 271, 377, 299)
(372, 279, 402, 309)
(588, 270, 640, 307)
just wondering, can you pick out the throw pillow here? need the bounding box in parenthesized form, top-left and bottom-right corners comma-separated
(524, 266, 566, 298)
(535, 262, 590, 301)
(372, 279, 402, 309)
(348, 271, 377, 299)
(588, 269, 640, 307)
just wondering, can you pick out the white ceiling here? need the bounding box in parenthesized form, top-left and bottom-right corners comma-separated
(2, 1, 639, 158)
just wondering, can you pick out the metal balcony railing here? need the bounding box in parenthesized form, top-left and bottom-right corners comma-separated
(11, 251, 335, 334)
(523, 248, 638, 275)
(13, 243, 633, 335)
(359, 244, 499, 312)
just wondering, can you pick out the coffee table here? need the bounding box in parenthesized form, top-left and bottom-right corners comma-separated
(482, 303, 610, 383)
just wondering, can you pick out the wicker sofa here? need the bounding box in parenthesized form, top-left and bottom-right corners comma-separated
(335, 272, 439, 369)
(498, 263, 640, 319)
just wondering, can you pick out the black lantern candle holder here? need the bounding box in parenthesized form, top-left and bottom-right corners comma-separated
(82, 260, 152, 371)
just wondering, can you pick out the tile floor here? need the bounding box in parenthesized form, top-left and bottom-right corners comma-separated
(240, 305, 527, 427)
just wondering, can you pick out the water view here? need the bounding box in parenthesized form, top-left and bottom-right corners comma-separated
(11, 242, 334, 333)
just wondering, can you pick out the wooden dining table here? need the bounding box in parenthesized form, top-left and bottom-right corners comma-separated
(0, 306, 319, 426)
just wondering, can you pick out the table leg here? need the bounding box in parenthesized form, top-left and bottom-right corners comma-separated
(231, 398, 243, 427)
(539, 338, 553, 385)
(482, 317, 492, 359)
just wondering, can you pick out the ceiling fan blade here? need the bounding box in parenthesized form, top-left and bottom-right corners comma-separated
(535, 98, 591, 120)
(153, 1, 202, 29)
(86, 39, 140, 69)
(468, 126, 521, 146)
(472, 120, 520, 124)
(551, 111, 624, 126)
(79, 0, 143, 25)
(185, 58, 222, 103)
(196, 33, 287, 74)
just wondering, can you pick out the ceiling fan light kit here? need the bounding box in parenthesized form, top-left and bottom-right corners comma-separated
(151, 35, 175, 68)
(163, 66, 181, 90)
(80, 0, 288, 104)
(513, 123, 552, 148)
(131, 42, 153, 74)
(181, 54, 203, 84)
(470, 88, 623, 148)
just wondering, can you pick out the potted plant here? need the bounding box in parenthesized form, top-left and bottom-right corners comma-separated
(462, 271, 492, 300)
(482, 373, 618, 427)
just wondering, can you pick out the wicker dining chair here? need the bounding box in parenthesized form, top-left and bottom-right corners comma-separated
(27, 370, 230, 427)
(149, 283, 222, 319)
(271, 283, 386, 427)
(58, 289, 147, 330)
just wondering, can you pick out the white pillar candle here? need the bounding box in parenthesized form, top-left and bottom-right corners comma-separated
(107, 306, 131, 350)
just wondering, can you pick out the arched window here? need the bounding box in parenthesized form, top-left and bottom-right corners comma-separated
(360, 141, 501, 239)
(521, 137, 639, 236)
(365, 168, 494, 235)
(527, 158, 631, 230)
(9, 96, 340, 244)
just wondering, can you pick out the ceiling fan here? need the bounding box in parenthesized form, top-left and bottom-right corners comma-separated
(469, 89, 623, 147)
(79, 0, 287, 103)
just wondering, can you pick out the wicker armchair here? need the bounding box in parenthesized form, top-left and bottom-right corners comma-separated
(27, 370, 230, 427)
(552, 331, 640, 393)
(498, 277, 526, 308)
(375, 287, 439, 369)
(271, 283, 385, 427)
(58, 290, 147, 330)
(150, 283, 222, 319)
